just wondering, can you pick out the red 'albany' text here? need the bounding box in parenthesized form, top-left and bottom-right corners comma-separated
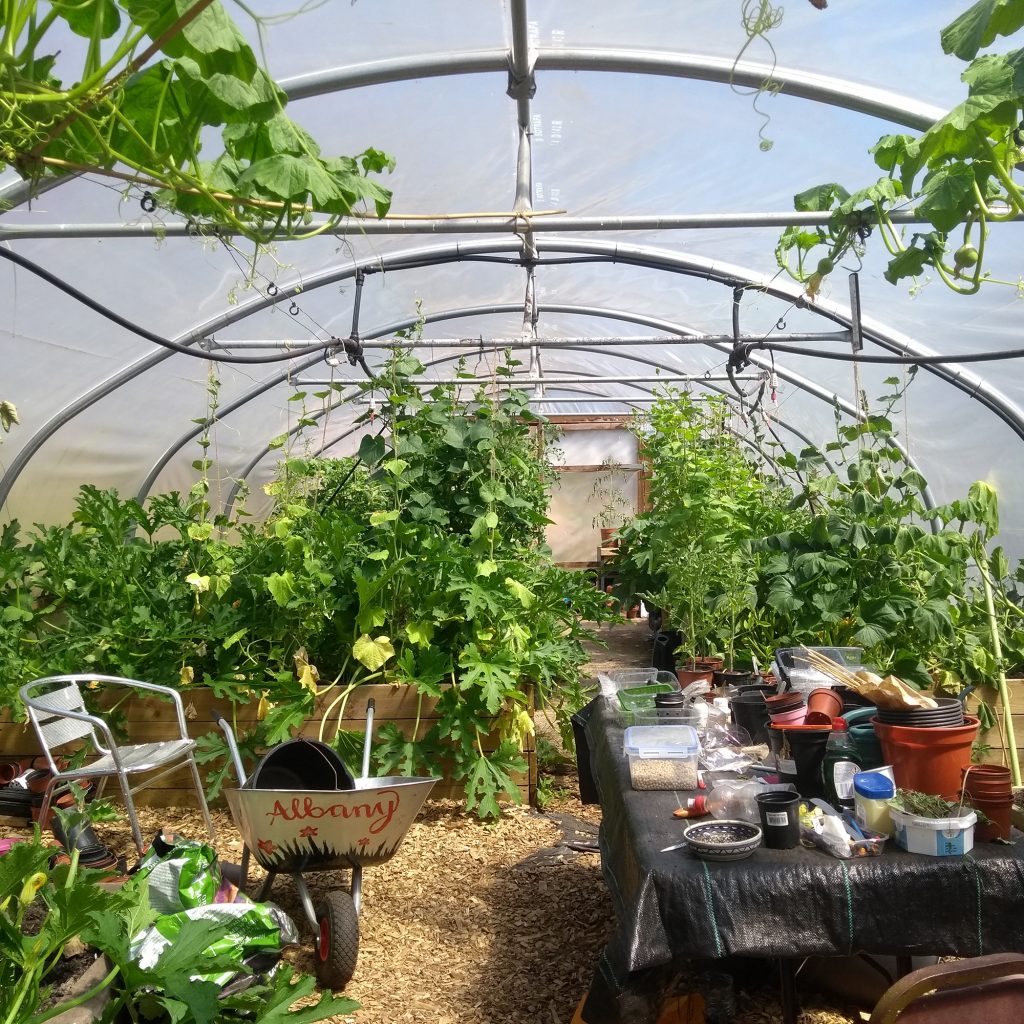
(266, 791, 400, 834)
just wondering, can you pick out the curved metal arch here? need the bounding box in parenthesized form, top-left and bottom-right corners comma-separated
(4, 237, 1011, 508)
(217, 350, 759, 517)
(136, 297, 847, 508)
(281, 48, 944, 130)
(0, 46, 945, 228)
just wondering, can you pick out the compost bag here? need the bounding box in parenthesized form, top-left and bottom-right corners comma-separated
(130, 831, 298, 989)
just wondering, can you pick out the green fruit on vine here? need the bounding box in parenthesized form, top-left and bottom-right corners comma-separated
(816, 257, 835, 275)
(953, 244, 979, 269)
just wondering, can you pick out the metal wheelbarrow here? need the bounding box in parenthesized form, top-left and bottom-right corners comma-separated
(214, 700, 436, 989)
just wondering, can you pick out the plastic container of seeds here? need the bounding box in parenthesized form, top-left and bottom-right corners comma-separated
(623, 724, 701, 791)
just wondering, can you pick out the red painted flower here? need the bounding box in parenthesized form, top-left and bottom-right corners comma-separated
(357, 836, 369, 847)
(257, 838, 275, 854)
(299, 826, 319, 839)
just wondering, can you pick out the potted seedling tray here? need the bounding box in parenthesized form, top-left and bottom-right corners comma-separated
(617, 681, 680, 725)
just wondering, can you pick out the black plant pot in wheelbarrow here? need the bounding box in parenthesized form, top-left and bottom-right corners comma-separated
(215, 704, 437, 991)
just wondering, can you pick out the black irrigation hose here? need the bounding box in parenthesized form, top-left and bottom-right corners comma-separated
(0, 247, 334, 365)
(742, 340, 1024, 365)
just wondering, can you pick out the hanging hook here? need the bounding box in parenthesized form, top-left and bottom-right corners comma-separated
(289, 301, 300, 316)
(140, 192, 157, 213)
(266, 282, 278, 297)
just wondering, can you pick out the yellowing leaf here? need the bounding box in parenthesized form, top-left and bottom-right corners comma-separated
(353, 633, 396, 671)
(257, 694, 270, 720)
(179, 665, 195, 687)
(298, 663, 319, 695)
(187, 522, 213, 541)
(0, 401, 19, 433)
(405, 621, 435, 648)
(369, 509, 400, 526)
(476, 559, 497, 577)
(504, 577, 535, 608)
(185, 572, 211, 592)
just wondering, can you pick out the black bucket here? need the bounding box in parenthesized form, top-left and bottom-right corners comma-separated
(247, 738, 355, 791)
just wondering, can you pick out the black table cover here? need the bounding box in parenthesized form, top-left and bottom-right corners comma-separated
(578, 696, 1024, 1023)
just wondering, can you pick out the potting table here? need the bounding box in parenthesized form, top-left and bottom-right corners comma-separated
(576, 696, 1024, 1024)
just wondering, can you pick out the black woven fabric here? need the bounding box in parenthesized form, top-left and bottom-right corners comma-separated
(577, 697, 1024, 1023)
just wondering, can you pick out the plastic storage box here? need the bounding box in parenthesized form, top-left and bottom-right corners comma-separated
(623, 724, 700, 790)
(890, 807, 976, 856)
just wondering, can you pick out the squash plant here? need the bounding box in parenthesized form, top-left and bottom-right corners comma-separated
(777, 0, 1024, 297)
(0, 1, 394, 246)
(0, 355, 611, 817)
(306, 354, 612, 817)
(755, 384, 987, 685)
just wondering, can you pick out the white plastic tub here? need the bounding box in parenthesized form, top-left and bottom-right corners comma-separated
(890, 807, 976, 856)
(623, 724, 700, 791)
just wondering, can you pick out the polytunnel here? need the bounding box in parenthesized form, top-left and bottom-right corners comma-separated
(3, 0, 1024, 553)
(8, 4, 1024, 1023)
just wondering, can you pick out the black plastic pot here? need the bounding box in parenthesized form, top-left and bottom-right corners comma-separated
(714, 670, 758, 688)
(770, 726, 831, 800)
(730, 694, 771, 745)
(248, 738, 355, 791)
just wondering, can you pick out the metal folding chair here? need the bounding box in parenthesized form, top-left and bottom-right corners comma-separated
(869, 953, 1024, 1023)
(19, 674, 215, 854)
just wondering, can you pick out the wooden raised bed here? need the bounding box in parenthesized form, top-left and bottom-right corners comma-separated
(964, 679, 1024, 773)
(0, 683, 537, 807)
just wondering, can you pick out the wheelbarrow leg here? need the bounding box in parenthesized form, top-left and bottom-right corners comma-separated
(291, 872, 321, 932)
(351, 864, 363, 915)
(257, 869, 277, 903)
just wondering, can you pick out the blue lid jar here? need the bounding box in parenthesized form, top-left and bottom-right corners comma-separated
(853, 772, 895, 799)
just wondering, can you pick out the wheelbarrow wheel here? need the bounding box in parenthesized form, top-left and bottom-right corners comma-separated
(315, 891, 359, 989)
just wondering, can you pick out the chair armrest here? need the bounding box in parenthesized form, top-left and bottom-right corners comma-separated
(23, 704, 119, 764)
(98, 678, 190, 739)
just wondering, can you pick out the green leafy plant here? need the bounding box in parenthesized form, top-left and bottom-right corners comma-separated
(889, 787, 991, 825)
(776, 0, 1024, 297)
(623, 389, 789, 665)
(0, 828, 358, 1024)
(1, 1, 394, 252)
(0, 351, 613, 817)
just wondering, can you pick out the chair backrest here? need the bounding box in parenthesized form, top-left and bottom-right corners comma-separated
(870, 953, 1024, 1024)
(22, 678, 100, 753)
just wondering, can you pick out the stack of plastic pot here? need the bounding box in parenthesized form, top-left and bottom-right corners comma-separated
(961, 764, 1013, 841)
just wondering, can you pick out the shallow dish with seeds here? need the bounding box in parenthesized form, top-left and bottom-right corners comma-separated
(682, 820, 762, 862)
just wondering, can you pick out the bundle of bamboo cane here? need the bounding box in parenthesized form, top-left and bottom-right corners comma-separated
(797, 649, 938, 710)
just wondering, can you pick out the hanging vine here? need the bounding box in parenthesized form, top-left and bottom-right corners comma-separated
(776, 0, 1024, 298)
(0, 1, 394, 245)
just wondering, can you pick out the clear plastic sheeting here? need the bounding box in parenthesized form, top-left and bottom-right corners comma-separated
(2, 0, 1024, 556)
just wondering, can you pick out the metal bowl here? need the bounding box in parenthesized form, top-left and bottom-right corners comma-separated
(682, 819, 763, 862)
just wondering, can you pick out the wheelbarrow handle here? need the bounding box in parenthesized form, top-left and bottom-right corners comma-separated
(214, 710, 249, 787)
(361, 698, 375, 780)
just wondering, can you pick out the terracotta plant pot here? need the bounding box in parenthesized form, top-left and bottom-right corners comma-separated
(873, 717, 979, 799)
(968, 795, 1013, 842)
(599, 528, 619, 547)
(804, 710, 834, 727)
(677, 667, 714, 686)
(806, 687, 843, 720)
